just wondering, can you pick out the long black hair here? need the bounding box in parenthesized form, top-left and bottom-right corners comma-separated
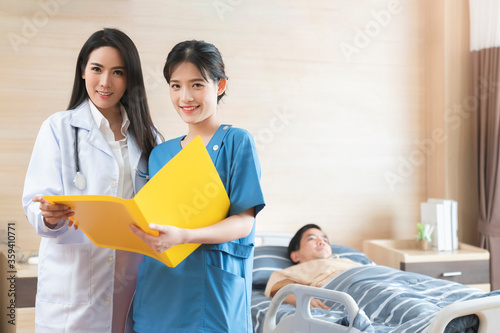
(163, 40, 228, 103)
(68, 28, 161, 158)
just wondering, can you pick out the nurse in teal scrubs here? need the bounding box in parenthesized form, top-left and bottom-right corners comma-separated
(130, 40, 265, 332)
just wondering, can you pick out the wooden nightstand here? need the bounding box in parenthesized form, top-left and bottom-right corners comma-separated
(363, 239, 491, 292)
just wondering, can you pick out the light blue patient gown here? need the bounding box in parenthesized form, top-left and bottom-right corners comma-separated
(133, 125, 265, 332)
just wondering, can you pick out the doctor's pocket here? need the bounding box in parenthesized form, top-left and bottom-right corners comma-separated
(37, 242, 91, 304)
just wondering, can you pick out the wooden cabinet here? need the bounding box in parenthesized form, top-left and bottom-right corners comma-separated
(363, 239, 490, 292)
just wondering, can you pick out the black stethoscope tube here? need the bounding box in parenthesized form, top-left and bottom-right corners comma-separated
(74, 127, 81, 173)
(73, 127, 87, 190)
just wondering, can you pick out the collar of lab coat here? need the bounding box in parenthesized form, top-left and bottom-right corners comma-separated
(69, 99, 115, 158)
(69, 100, 144, 191)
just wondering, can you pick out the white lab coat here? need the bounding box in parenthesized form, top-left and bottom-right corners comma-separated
(22, 100, 149, 333)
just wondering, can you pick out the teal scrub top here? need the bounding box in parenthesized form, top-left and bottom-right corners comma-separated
(133, 125, 265, 333)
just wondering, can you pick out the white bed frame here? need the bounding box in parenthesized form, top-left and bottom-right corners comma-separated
(256, 232, 500, 333)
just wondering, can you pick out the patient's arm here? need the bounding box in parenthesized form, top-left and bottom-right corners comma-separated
(271, 281, 330, 310)
(283, 294, 330, 310)
(283, 294, 329, 309)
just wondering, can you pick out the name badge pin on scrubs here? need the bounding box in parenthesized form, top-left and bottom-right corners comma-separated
(73, 171, 87, 190)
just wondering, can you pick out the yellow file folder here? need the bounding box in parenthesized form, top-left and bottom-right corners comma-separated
(45, 136, 230, 267)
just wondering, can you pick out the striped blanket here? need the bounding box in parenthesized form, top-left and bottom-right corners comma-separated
(252, 265, 500, 333)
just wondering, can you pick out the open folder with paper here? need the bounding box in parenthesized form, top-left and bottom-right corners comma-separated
(45, 136, 230, 267)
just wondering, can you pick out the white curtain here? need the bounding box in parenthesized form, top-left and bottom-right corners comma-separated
(469, 0, 500, 51)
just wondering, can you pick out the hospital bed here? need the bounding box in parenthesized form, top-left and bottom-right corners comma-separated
(251, 232, 500, 333)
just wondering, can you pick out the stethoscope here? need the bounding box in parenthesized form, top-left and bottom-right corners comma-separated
(73, 127, 87, 190)
(72, 127, 149, 190)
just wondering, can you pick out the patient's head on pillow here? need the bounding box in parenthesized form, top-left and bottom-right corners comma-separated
(288, 224, 332, 264)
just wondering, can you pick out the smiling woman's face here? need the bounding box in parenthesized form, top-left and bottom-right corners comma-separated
(168, 61, 225, 126)
(82, 46, 127, 115)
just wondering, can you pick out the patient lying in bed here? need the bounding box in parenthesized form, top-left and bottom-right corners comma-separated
(254, 226, 500, 332)
(264, 224, 361, 308)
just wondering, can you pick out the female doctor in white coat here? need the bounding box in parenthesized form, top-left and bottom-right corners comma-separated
(22, 28, 161, 333)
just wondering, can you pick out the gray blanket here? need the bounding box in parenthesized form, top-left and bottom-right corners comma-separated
(252, 265, 500, 333)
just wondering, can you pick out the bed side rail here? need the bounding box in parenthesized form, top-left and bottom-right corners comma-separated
(428, 294, 500, 333)
(263, 284, 359, 333)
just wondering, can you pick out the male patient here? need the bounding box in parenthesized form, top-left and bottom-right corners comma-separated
(264, 224, 361, 309)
